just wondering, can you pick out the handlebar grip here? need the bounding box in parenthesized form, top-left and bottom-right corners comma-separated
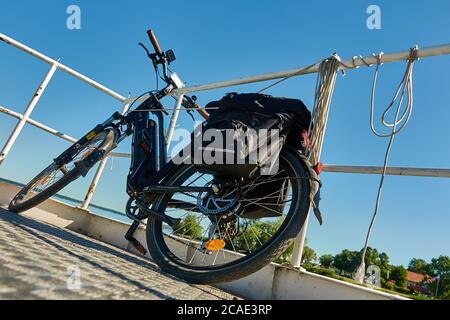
(195, 104, 209, 120)
(181, 99, 209, 120)
(147, 29, 163, 55)
(191, 102, 209, 120)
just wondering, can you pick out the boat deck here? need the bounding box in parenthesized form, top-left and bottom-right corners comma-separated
(0, 208, 238, 300)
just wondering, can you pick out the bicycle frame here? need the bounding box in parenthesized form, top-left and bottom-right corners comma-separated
(70, 83, 210, 254)
(124, 93, 168, 196)
(62, 30, 213, 255)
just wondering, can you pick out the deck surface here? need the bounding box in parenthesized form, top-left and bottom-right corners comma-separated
(0, 208, 239, 300)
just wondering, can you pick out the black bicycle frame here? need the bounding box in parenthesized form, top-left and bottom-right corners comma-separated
(72, 86, 212, 254)
(125, 93, 168, 198)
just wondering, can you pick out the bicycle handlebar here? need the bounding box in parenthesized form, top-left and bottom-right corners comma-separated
(147, 29, 163, 55)
(193, 102, 209, 120)
(145, 29, 210, 120)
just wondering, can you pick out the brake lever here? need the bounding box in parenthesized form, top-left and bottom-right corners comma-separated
(159, 107, 169, 116)
(138, 43, 151, 58)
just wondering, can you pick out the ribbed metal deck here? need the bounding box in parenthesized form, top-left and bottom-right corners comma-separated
(0, 208, 239, 300)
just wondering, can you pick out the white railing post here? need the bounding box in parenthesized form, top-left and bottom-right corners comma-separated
(290, 57, 339, 268)
(291, 215, 310, 268)
(166, 94, 185, 151)
(0, 62, 58, 165)
(80, 156, 109, 210)
(80, 102, 130, 210)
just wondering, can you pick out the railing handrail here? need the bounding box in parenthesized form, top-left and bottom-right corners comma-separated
(0, 105, 131, 158)
(126, 42, 450, 103)
(177, 43, 450, 94)
(0, 33, 127, 102)
(3, 101, 450, 177)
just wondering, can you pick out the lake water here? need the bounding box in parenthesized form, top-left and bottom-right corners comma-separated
(56, 196, 133, 224)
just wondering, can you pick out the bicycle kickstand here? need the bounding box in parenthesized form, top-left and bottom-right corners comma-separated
(125, 220, 147, 255)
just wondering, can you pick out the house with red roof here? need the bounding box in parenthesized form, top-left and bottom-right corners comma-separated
(406, 271, 432, 295)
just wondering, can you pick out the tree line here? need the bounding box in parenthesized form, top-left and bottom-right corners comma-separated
(315, 248, 450, 299)
(173, 214, 449, 299)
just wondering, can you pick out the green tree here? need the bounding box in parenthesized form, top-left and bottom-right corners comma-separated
(301, 246, 317, 267)
(429, 255, 450, 276)
(378, 252, 391, 283)
(233, 218, 283, 254)
(442, 290, 450, 300)
(333, 249, 358, 275)
(428, 255, 450, 298)
(275, 242, 294, 265)
(332, 247, 390, 282)
(358, 247, 380, 266)
(173, 214, 203, 240)
(354, 247, 391, 283)
(408, 258, 430, 275)
(235, 222, 261, 253)
(390, 266, 408, 287)
(319, 254, 334, 268)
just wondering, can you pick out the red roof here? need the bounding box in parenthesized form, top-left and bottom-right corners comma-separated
(407, 271, 426, 283)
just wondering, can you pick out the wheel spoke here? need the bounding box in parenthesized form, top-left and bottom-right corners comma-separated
(13, 131, 108, 206)
(154, 155, 302, 271)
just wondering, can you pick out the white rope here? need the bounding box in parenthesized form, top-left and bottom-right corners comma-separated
(353, 47, 418, 284)
(306, 55, 341, 164)
(255, 50, 419, 280)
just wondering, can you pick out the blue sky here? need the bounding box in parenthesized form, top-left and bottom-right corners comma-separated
(0, 0, 449, 266)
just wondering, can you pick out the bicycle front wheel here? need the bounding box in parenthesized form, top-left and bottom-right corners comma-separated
(8, 129, 116, 213)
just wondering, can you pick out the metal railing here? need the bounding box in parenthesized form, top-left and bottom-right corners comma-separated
(1, 32, 449, 268)
(0, 33, 132, 210)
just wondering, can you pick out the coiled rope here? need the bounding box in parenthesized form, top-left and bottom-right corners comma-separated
(257, 54, 342, 165)
(306, 55, 341, 164)
(258, 50, 419, 279)
(353, 47, 419, 283)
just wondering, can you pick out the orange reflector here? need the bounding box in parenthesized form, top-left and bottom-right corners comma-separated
(39, 175, 51, 185)
(314, 162, 324, 175)
(205, 239, 225, 251)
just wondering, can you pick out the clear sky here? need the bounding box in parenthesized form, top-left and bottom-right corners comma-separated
(0, 0, 449, 266)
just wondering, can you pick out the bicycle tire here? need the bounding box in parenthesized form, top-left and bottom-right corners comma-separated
(8, 129, 116, 213)
(146, 149, 311, 284)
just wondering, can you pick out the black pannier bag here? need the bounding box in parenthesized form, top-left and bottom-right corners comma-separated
(193, 93, 311, 177)
(188, 92, 312, 219)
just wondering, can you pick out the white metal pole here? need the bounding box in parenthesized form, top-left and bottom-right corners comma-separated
(0, 105, 78, 144)
(322, 164, 450, 178)
(291, 215, 310, 268)
(0, 33, 127, 103)
(0, 105, 130, 158)
(166, 94, 184, 151)
(80, 103, 131, 210)
(0, 63, 58, 165)
(435, 276, 440, 297)
(290, 58, 339, 268)
(80, 157, 108, 210)
(176, 43, 450, 95)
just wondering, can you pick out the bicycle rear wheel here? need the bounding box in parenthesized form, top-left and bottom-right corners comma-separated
(8, 129, 116, 213)
(146, 149, 311, 284)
